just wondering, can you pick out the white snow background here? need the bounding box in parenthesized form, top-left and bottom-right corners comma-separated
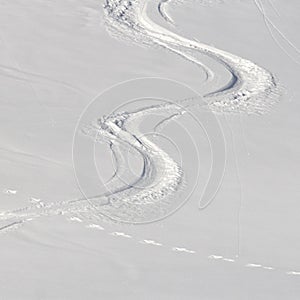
(0, 0, 299, 299)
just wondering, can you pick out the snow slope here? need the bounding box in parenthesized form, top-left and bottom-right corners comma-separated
(0, 0, 299, 298)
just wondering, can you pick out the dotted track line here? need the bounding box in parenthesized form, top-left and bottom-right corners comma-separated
(1, 188, 300, 277)
(68, 213, 300, 277)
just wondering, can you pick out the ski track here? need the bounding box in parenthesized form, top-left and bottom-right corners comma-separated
(253, 0, 300, 65)
(0, 0, 292, 275)
(1, 0, 282, 224)
(74, 0, 282, 222)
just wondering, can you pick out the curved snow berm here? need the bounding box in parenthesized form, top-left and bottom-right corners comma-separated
(104, 0, 281, 114)
(86, 102, 185, 223)
(90, 0, 282, 222)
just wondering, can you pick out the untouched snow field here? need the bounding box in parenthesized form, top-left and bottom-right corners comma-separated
(0, 0, 300, 299)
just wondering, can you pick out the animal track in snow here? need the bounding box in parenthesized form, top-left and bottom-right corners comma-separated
(68, 216, 83, 223)
(140, 239, 162, 246)
(245, 263, 263, 268)
(110, 231, 132, 238)
(222, 258, 235, 263)
(86, 224, 105, 230)
(29, 197, 45, 208)
(208, 254, 223, 260)
(172, 247, 196, 254)
(3, 189, 17, 195)
(286, 271, 300, 276)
